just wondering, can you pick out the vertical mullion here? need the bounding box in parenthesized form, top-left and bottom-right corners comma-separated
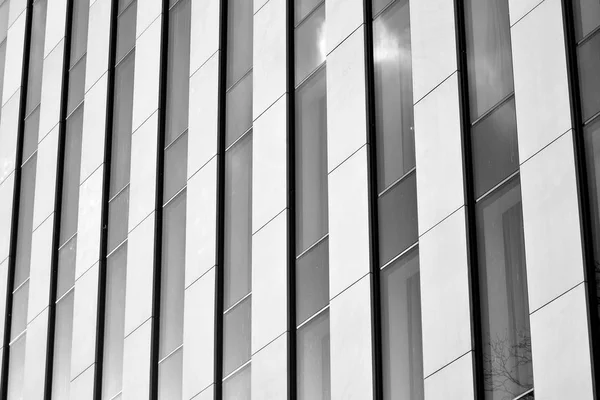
(452, 0, 484, 398)
(93, 0, 120, 398)
(561, 0, 600, 395)
(0, 0, 34, 396)
(214, 0, 228, 397)
(150, 0, 170, 398)
(286, 0, 297, 398)
(361, 1, 383, 399)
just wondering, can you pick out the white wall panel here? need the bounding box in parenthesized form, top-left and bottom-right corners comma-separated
(2, 12, 25, 105)
(424, 352, 474, 400)
(414, 73, 464, 235)
(419, 207, 472, 377)
(28, 214, 54, 322)
(252, 211, 287, 353)
(85, 0, 111, 92)
(511, 0, 571, 162)
(330, 275, 373, 400)
(7, 0, 26, 28)
(38, 41, 64, 142)
(22, 308, 49, 400)
(122, 318, 153, 399)
(44, 0, 67, 57)
(193, 385, 214, 400)
(32, 126, 59, 230)
(75, 165, 103, 279)
(251, 333, 288, 400)
(183, 268, 215, 400)
(0, 174, 15, 262)
(136, 0, 161, 40)
(190, 0, 219, 75)
(326, 0, 362, 54)
(0, 91, 20, 184)
(508, 0, 544, 26)
(253, 0, 286, 119)
(80, 73, 108, 183)
(69, 365, 95, 400)
(0, 259, 6, 343)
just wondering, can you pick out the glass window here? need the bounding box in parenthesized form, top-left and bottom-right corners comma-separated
(573, 0, 600, 41)
(158, 347, 183, 400)
(102, 244, 127, 400)
(464, 0, 514, 120)
(108, 187, 129, 253)
(10, 282, 29, 340)
(23, 106, 40, 162)
(381, 249, 424, 400)
(297, 310, 330, 400)
(57, 235, 77, 299)
(223, 364, 251, 400)
(7, 335, 26, 400)
(296, 239, 329, 326)
(67, 56, 86, 115)
(295, 0, 323, 25)
(52, 291, 74, 400)
(25, 0, 48, 114)
(118, 0, 135, 14)
(378, 171, 418, 267)
(60, 106, 84, 245)
(165, 0, 191, 144)
(224, 134, 252, 308)
(578, 31, 600, 122)
(116, 1, 136, 63)
(471, 97, 519, 198)
(584, 118, 600, 299)
(295, 68, 328, 254)
(159, 191, 186, 359)
(226, 0, 253, 86)
(373, 0, 414, 190)
(223, 297, 252, 376)
(70, 0, 90, 67)
(476, 178, 533, 399)
(15, 155, 37, 287)
(295, 4, 326, 86)
(163, 132, 188, 203)
(225, 72, 253, 147)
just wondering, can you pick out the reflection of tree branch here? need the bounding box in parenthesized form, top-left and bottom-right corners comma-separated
(483, 331, 533, 400)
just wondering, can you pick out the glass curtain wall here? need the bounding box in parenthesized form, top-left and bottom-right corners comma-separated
(371, 0, 423, 399)
(463, 0, 533, 398)
(221, 0, 253, 398)
(0, 0, 9, 121)
(294, 1, 330, 399)
(573, 0, 600, 321)
(157, 0, 190, 397)
(50, 0, 89, 397)
(6, 0, 47, 398)
(100, 0, 137, 398)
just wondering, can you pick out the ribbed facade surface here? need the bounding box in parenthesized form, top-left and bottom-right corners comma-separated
(0, 0, 599, 399)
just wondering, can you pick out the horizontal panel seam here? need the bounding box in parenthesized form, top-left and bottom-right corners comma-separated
(251, 330, 287, 357)
(509, 0, 546, 28)
(328, 143, 368, 175)
(252, 207, 287, 236)
(253, 92, 286, 123)
(413, 70, 458, 107)
(529, 280, 586, 315)
(124, 315, 153, 340)
(190, 49, 219, 79)
(424, 350, 472, 380)
(418, 204, 464, 238)
(518, 127, 572, 167)
(184, 265, 216, 291)
(330, 271, 371, 302)
(326, 22, 365, 58)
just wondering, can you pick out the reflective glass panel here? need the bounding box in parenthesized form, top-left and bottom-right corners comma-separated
(57, 235, 77, 298)
(295, 68, 328, 254)
(158, 347, 183, 400)
(226, 0, 253, 86)
(471, 97, 519, 198)
(226, 72, 253, 147)
(22, 106, 40, 162)
(297, 310, 330, 400)
(67, 54, 86, 115)
(578, 30, 600, 122)
(70, 0, 90, 66)
(295, 4, 326, 86)
(378, 172, 418, 267)
(163, 132, 188, 203)
(476, 178, 533, 399)
(25, 0, 47, 114)
(381, 249, 424, 400)
(224, 134, 252, 308)
(223, 297, 252, 376)
(10, 282, 28, 340)
(15, 155, 37, 287)
(60, 106, 84, 244)
(223, 364, 251, 400)
(7, 335, 26, 400)
(296, 239, 329, 326)
(573, 0, 600, 41)
(373, 0, 414, 190)
(108, 187, 129, 253)
(464, 0, 514, 120)
(116, 1, 136, 63)
(52, 291, 74, 400)
(295, 0, 322, 25)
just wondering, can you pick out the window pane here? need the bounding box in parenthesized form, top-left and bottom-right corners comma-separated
(60, 106, 84, 245)
(378, 171, 418, 267)
(381, 249, 424, 400)
(296, 239, 329, 326)
(373, 0, 415, 190)
(7, 334, 26, 400)
(67, 56, 86, 115)
(10, 282, 28, 340)
(15, 155, 37, 287)
(226, 0, 252, 86)
(25, 0, 47, 114)
(295, 4, 326, 86)
(373, 0, 404, 18)
(52, 291, 74, 400)
(57, 235, 77, 299)
(108, 187, 129, 254)
(226, 72, 253, 147)
(23, 106, 40, 162)
(163, 132, 187, 203)
(116, 1, 136, 63)
(472, 97, 519, 198)
(110, 52, 135, 196)
(70, 0, 90, 66)
(159, 191, 186, 359)
(223, 297, 251, 376)
(158, 347, 183, 400)
(464, 0, 514, 119)
(224, 134, 252, 308)
(165, 0, 191, 144)
(476, 178, 533, 398)
(102, 244, 127, 400)
(118, 0, 135, 13)
(223, 364, 251, 400)
(578, 30, 600, 122)
(297, 310, 330, 400)
(295, 0, 322, 25)
(573, 0, 600, 41)
(296, 68, 328, 254)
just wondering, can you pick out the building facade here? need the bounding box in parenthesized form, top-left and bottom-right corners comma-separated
(0, 0, 598, 399)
